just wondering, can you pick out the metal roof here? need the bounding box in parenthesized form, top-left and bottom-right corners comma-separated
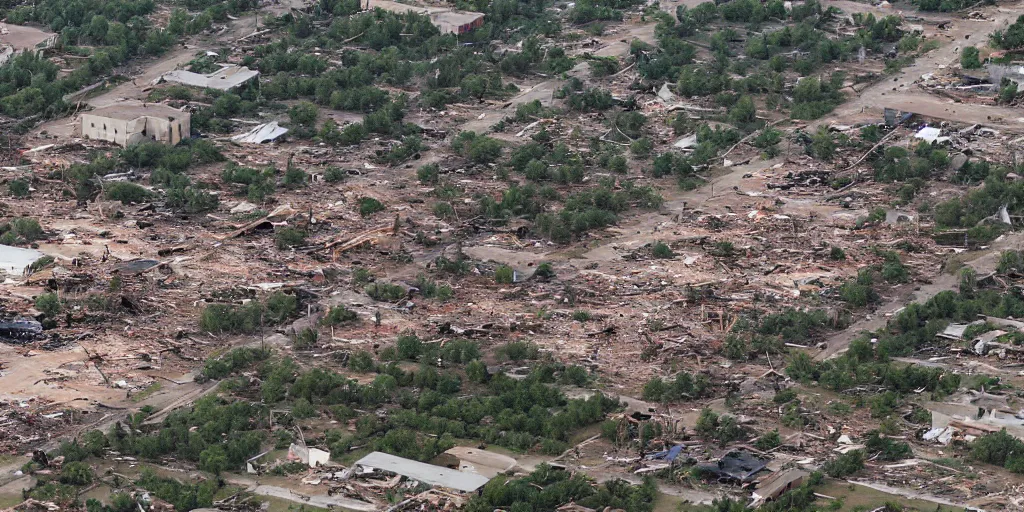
(160, 65, 259, 91)
(354, 451, 491, 493)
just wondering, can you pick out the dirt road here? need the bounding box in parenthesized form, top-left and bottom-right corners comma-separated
(814, 3, 1024, 133)
(815, 230, 1024, 360)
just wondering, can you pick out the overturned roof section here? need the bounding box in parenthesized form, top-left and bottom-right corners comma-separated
(160, 65, 260, 91)
(232, 121, 288, 144)
(443, 447, 517, 478)
(355, 451, 491, 492)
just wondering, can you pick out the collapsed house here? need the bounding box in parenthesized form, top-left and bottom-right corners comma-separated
(696, 450, 768, 483)
(360, 0, 485, 34)
(924, 390, 1024, 445)
(81, 103, 190, 147)
(354, 451, 491, 494)
(0, 23, 57, 67)
(288, 443, 330, 467)
(751, 469, 808, 507)
(158, 65, 260, 91)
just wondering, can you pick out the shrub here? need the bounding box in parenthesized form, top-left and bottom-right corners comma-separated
(324, 167, 347, 183)
(754, 430, 781, 451)
(166, 186, 219, 213)
(365, 282, 406, 302)
(971, 429, 1024, 472)
(414, 275, 454, 301)
(289, 101, 319, 127)
(496, 340, 540, 361)
(642, 378, 666, 401)
(466, 360, 488, 383)
(809, 127, 835, 160)
(322, 306, 358, 325)
(0, 217, 44, 245)
(534, 262, 556, 280)
(283, 165, 307, 188)
(651, 241, 674, 259)
(200, 347, 271, 379)
(630, 137, 653, 158)
(294, 328, 318, 349)
(495, 265, 515, 284)
(561, 365, 590, 386)
(824, 450, 865, 478)
(104, 182, 152, 204)
(348, 351, 375, 372)
(35, 292, 61, 318)
(961, 46, 981, 69)
(829, 246, 846, 260)
(198, 294, 296, 334)
(292, 398, 317, 418)
(773, 388, 797, 404)
(396, 334, 422, 360)
(9, 178, 30, 198)
(222, 164, 275, 202)
(864, 430, 912, 461)
(359, 197, 385, 217)
(572, 310, 592, 322)
(451, 131, 503, 165)
(433, 202, 456, 220)
(275, 227, 306, 249)
(708, 241, 735, 257)
(417, 163, 440, 184)
(265, 292, 298, 323)
(59, 461, 93, 485)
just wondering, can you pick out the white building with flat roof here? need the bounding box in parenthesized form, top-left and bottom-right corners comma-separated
(360, 0, 484, 34)
(81, 103, 190, 147)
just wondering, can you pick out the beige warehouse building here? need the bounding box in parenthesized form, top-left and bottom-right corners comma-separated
(360, 0, 484, 34)
(81, 103, 190, 147)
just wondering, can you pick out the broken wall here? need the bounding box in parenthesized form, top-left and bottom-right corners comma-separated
(82, 114, 134, 146)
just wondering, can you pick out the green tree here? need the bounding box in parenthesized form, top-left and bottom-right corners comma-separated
(36, 292, 61, 318)
(961, 46, 982, 69)
(199, 445, 229, 474)
(289, 101, 319, 128)
(810, 127, 835, 160)
(9, 178, 30, 198)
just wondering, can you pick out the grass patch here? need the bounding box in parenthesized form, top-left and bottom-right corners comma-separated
(131, 382, 163, 402)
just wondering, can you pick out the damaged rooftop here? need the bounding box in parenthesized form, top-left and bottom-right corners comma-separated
(3, 0, 1024, 511)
